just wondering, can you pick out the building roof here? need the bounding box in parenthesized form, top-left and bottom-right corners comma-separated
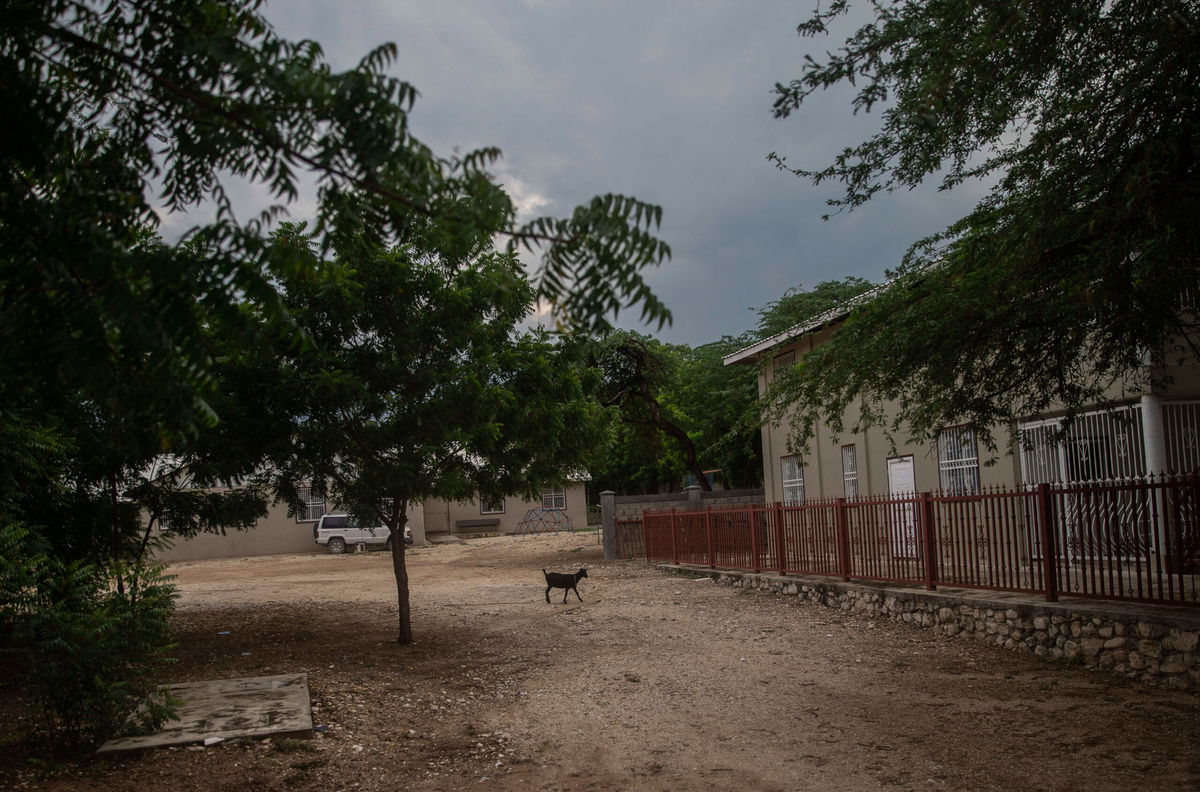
(722, 282, 887, 366)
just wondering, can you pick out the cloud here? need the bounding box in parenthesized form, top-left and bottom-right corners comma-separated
(249, 1, 982, 346)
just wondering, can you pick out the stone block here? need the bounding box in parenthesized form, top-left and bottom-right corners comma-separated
(1033, 616, 1048, 630)
(1063, 640, 1081, 659)
(1070, 621, 1083, 638)
(1160, 653, 1189, 675)
(1098, 625, 1114, 639)
(1080, 637, 1104, 657)
(938, 607, 956, 622)
(1005, 609, 1019, 620)
(1167, 630, 1198, 653)
(1109, 650, 1128, 664)
(1137, 640, 1162, 658)
(1103, 637, 1127, 650)
(1128, 652, 1145, 670)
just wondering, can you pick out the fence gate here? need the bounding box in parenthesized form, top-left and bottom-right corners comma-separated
(615, 518, 645, 559)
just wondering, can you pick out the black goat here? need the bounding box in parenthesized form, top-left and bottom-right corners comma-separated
(543, 567, 588, 603)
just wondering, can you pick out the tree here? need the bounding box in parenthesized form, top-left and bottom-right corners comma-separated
(665, 340, 762, 490)
(768, 1, 1199, 451)
(267, 226, 606, 644)
(594, 332, 713, 491)
(2, 0, 670, 534)
(752, 277, 875, 340)
(1, 0, 669, 740)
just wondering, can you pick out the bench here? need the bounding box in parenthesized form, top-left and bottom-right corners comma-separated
(455, 518, 501, 530)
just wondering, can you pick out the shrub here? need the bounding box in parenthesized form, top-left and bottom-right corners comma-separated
(0, 525, 178, 752)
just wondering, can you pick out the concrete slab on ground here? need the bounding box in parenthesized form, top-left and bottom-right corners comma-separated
(96, 673, 312, 754)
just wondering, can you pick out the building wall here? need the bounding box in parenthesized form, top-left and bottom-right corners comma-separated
(423, 482, 589, 535)
(156, 497, 428, 562)
(754, 329, 1200, 504)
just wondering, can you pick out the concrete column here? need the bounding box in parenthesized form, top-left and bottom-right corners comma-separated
(600, 490, 616, 560)
(1140, 394, 1170, 554)
(1141, 393, 1169, 475)
(685, 485, 703, 512)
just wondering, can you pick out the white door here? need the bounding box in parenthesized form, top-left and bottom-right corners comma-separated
(887, 456, 918, 557)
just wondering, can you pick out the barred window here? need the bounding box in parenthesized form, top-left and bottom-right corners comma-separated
(541, 487, 566, 510)
(297, 486, 327, 522)
(938, 427, 981, 494)
(781, 455, 804, 505)
(480, 495, 505, 515)
(841, 445, 859, 499)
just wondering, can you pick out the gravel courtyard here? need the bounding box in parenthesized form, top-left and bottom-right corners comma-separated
(4, 532, 1197, 791)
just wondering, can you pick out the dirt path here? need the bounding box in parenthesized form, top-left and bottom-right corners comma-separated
(4, 533, 1197, 791)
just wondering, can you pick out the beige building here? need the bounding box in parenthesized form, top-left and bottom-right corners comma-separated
(725, 302, 1200, 504)
(156, 481, 588, 562)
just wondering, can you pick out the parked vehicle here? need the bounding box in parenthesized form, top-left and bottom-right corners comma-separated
(313, 514, 411, 554)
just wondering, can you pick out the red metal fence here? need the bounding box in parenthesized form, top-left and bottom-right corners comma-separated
(643, 476, 1200, 606)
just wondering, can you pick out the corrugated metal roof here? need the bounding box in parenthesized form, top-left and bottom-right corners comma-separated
(722, 282, 886, 366)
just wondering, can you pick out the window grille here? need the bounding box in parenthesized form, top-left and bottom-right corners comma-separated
(1163, 400, 1200, 474)
(480, 495, 505, 515)
(938, 427, 981, 494)
(841, 445, 858, 498)
(1019, 404, 1145, 484)
(781, 455, 804, 505)
(297, 486, 326, 522)
(541, 487, 566, 510)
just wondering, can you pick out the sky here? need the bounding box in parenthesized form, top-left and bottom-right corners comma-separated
(248, 0, 979, 346)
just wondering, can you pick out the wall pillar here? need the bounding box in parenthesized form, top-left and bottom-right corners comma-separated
(600, 490, 616, 561)
(685, 485, 703, 512)
(1141, 393, 1168, 475)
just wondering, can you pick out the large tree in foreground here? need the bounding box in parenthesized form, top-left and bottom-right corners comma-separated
(768, 1, 1199, 451)
(2, 0, 669, 506)
(1, 0, 668, 739)
(267, 226, 605, 644)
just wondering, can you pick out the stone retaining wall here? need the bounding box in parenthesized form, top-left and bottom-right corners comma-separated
(658, 564, 1200, 691)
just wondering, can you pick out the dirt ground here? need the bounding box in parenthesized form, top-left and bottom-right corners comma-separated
(2, 532, 1198, 792)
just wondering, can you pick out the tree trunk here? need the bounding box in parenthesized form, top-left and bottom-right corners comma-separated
(657, 419, 712, 492)
(386, 497, 413, 644)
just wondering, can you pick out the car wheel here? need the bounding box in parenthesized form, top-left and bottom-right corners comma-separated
(328, 537, 346, 554)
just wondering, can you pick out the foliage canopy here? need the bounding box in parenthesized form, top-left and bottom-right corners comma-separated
(768, 1, 1199, 449)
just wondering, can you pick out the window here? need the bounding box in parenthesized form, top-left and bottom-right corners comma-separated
(841, 445, 859, 498)
(480, 495, 505, 515)
(297, 486, 327, 522)
(938, 427, 981, 494)
(772, 352, 795, 373)
(541, 487, 566, 510)
(780, 455, 804, 505)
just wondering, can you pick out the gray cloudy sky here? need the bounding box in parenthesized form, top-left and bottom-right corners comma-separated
(260, 0, 974, 346)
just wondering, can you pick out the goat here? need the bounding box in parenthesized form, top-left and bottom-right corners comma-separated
(543, 567, 588, 603)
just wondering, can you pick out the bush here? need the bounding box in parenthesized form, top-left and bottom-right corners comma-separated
(0, 525, 178, 752)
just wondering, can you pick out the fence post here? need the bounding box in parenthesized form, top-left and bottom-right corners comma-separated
(836, 497, 851, 582)
(600, 490, 616, 561)
(1036, 483, 1059, 602)
(749, 506, 761, 573)
(705, 506, 715, 569)
(670, 508, 679, 566)
(919, 491, 937, 591)
(774, 501, 787, 576)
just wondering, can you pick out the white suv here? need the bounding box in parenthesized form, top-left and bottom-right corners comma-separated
(313, 514, 411, 554)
